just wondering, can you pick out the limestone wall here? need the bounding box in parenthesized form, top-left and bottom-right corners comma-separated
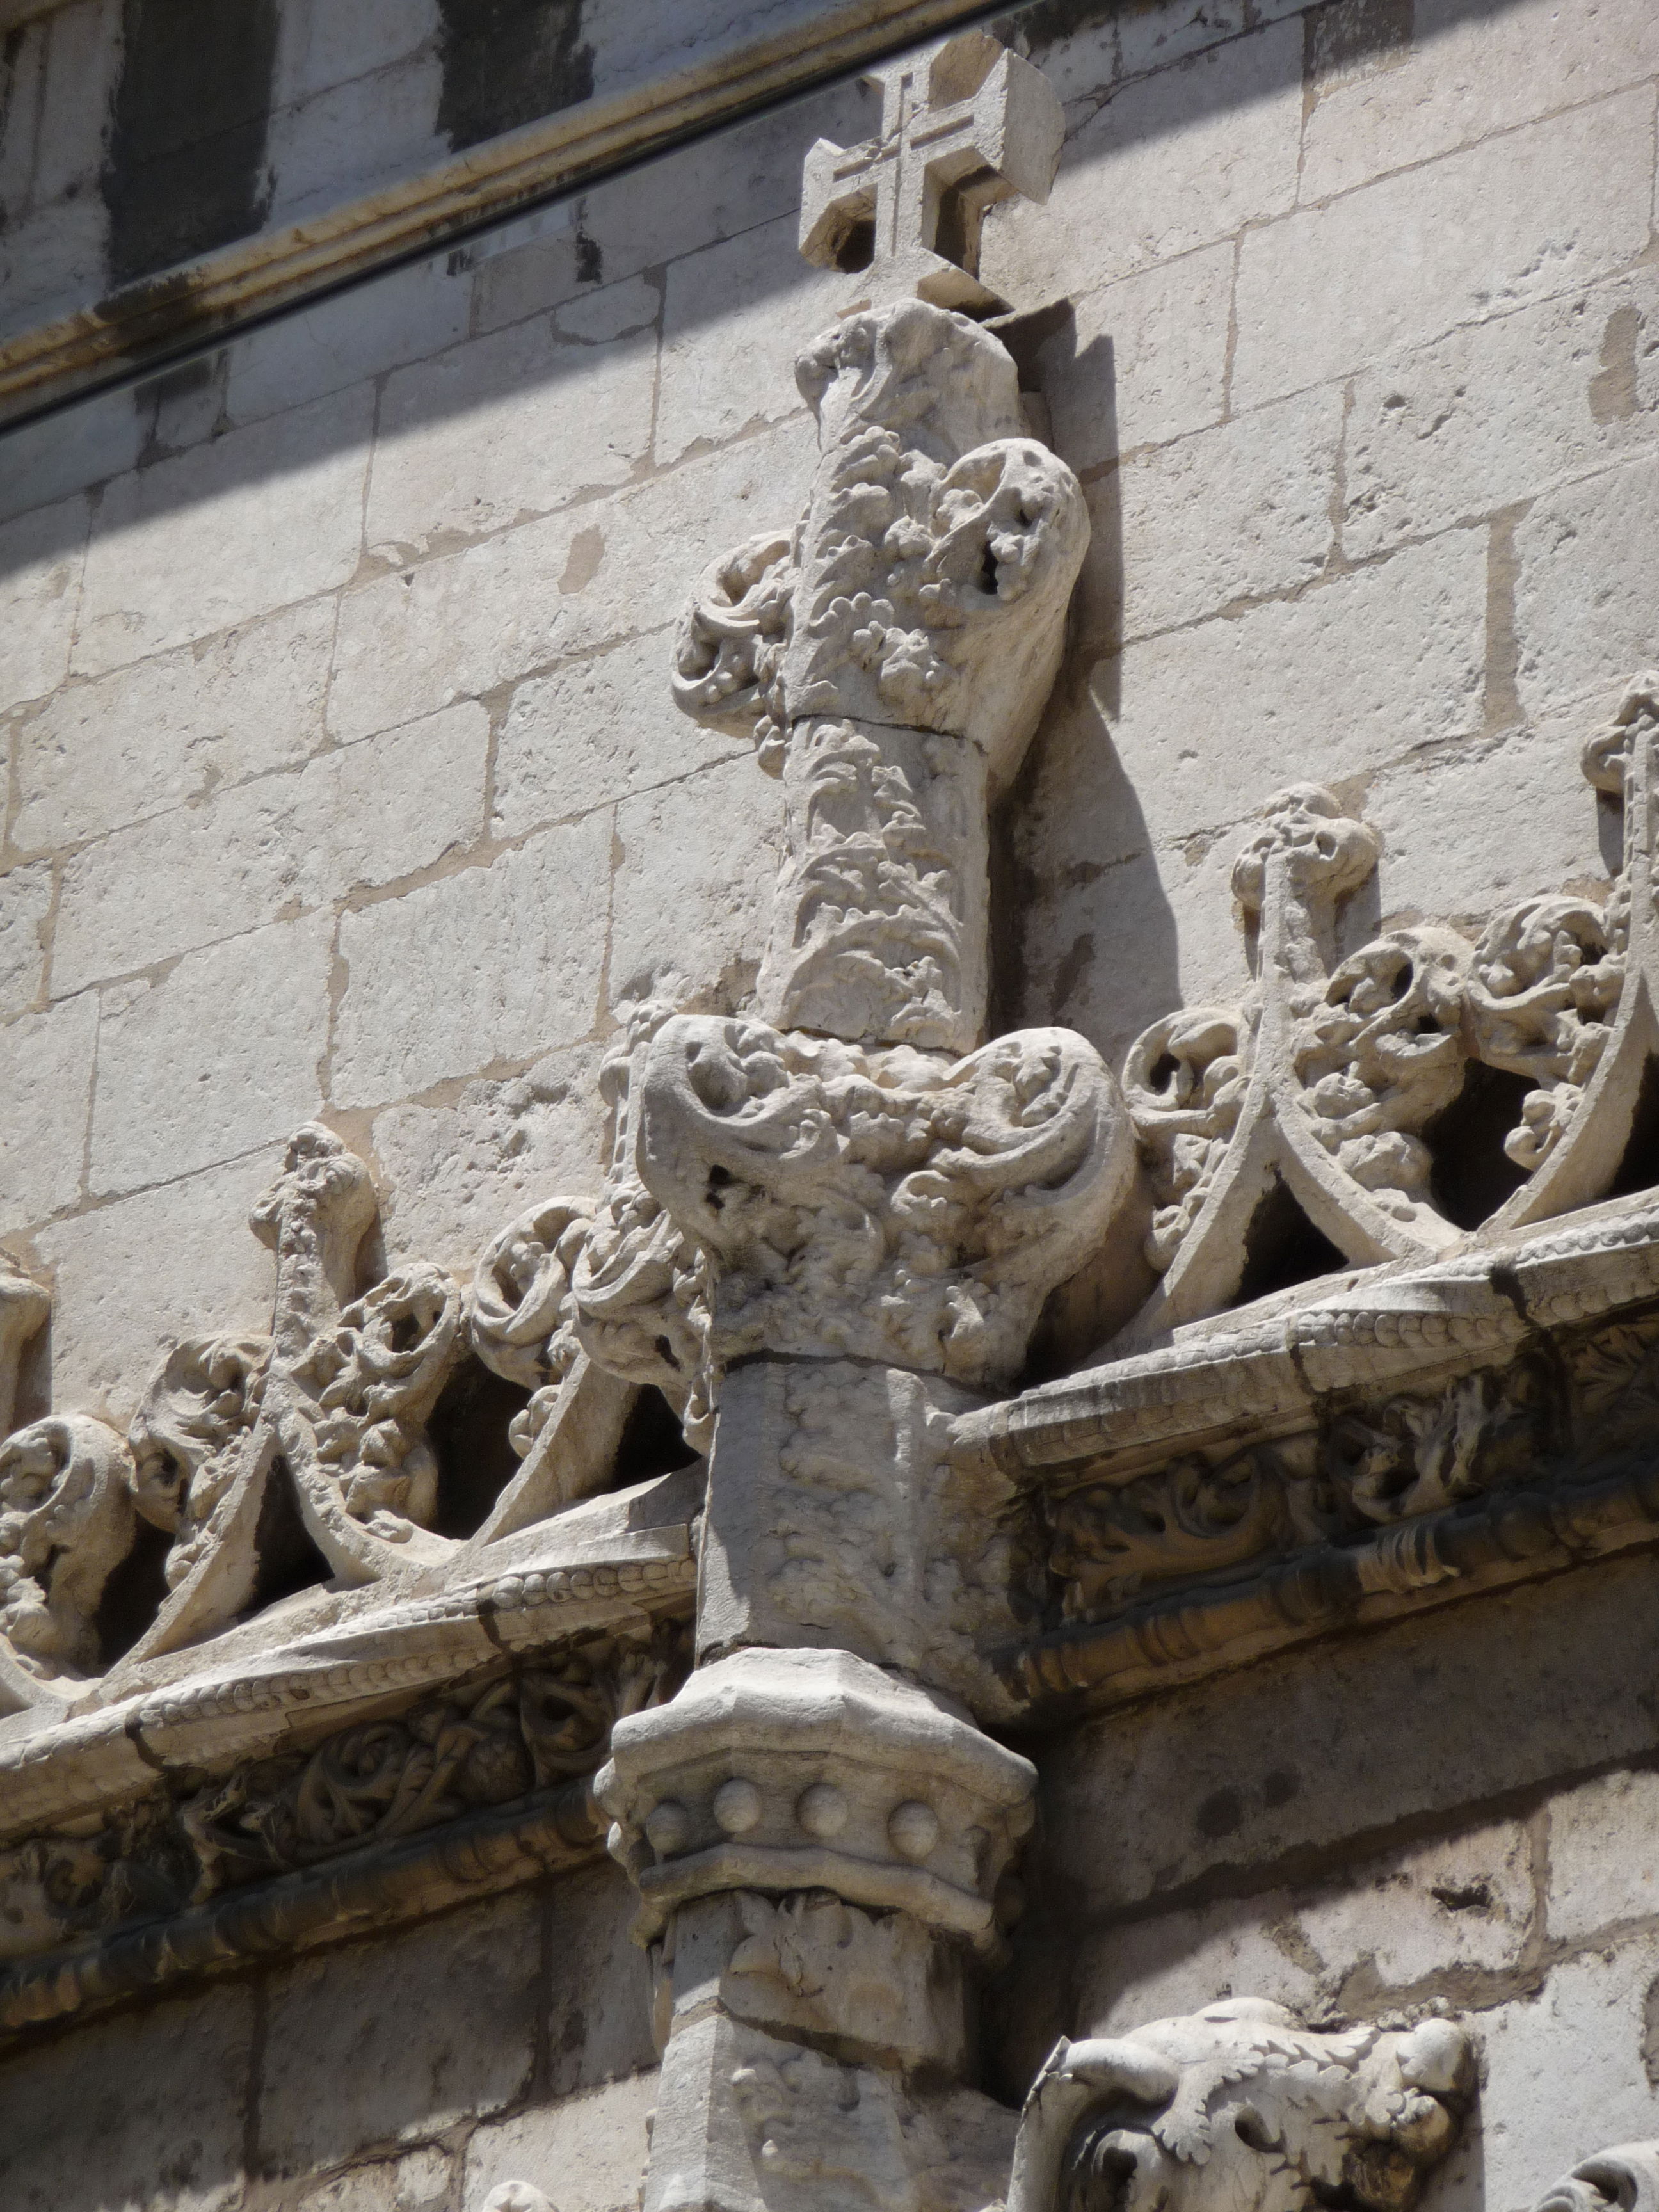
(6, 0, 1655, 1426)
(0, 1861, 659, 2211)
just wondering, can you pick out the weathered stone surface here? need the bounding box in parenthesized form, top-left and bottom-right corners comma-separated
(545, 1860, 661, 2099)
(366, 312, 659, 557)
(28, 1144, 282, 1427)
(1443, 1938, 1659, 2212)
(1035, 241, 1233, 472)
(1074, 1817, 1534, 2039)
(88, 913, 333, 1195)
(11, 595, 338, 852)
(328, 424, 815, 745)
(461, 2073, 658, 2212)
(1231, 90, 1654, 408)
(0, 1978, 253, 2211)
(657, 215, 846, 463)
(225, 252, 472, 431)
(1516, 453, 1659, 721)
(51, 704, 488, 992)
(1096, 529, 1487, 850)
(607, 754, 785, 1009)
(1364, 710, 1612, 930)
(0, 991, 96, 1233)
(1041, 1551, 1659, 1915)
(1301, 0, 1659, 204)
(73, 388, 374, 677)
(0, 859, 51, 1018)
(260, 1893, 540, 2173)
(1546, 1768, 1659, 1943)
(981, 21, 1303, 300)
(1100, 385, 1343, 645)
(372, 1043, 610, 1279)
(1344, 269, 1659, 563)
(333, 815, 612, 1105)
(490, 635, 745, 841)
(0, 492, 86, 710)
(291, 2145, 455, 2212)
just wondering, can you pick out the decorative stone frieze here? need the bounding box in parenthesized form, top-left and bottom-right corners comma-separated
(1009, 2002, 1473, 2212)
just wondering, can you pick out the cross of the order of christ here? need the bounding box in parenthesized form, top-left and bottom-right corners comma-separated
(798, 29, 1066, 314)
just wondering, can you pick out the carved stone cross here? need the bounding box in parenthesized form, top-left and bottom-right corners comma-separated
(798, 28, 1065, 312)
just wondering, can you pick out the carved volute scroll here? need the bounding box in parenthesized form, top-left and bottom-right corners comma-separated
(1535, 2144, 1659, 2212)
(1468, 673, 1659, 1226)
(1119, 687, 1659, 1348)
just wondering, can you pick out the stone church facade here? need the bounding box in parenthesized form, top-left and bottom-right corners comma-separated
(1, 1, 1658, 2207)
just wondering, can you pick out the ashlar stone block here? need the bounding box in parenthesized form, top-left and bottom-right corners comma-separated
(0, 1978, 252, 2212)
(291, 2145, 454, 2212)
(367, 310, 658, 557)
(461, 2073, 657, 2212)
(226, 251, 471, 429)
(330, 420, 815, 744)
(1447, 1936, 1659, 2212)
(980, 20, 1302, 303)
(491, 633, 746, 840)
(31, 1144, 281, 1428)
(1301, 0, 1659, 204)
(1546, 1767, 1659, 1943)
(1102, 527, 1486, 849)
(1363, 709, 1614, 930)
(260, 1893, 540, 2175)
(0, 381, 143, 530)
(371, 1039, 610, 1278)
(0, 492, 88, 712)
(1516, 451, 1659, 723)
(87, 913, 334, 1196)
(657, 213, 849, 463)
(11, 595, 337, 851)
(0, 860, 52, 1019)
(1345, 268, 1659, 562)
(74, 385, 374, 677)
(1034, 241, 1233, 474)
(1233, 88, 1655, 408)
(607, 753, 785, 1010)
(332, 812, 612, 1105)
(0, 992, 97, 1233)
(1094, 384, 1343, 646)
(1040, 1550, 1659, 1915)
(51, 703, 488, 992)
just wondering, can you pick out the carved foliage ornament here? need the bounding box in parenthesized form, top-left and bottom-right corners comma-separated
(1124, 679, 1659, 1337)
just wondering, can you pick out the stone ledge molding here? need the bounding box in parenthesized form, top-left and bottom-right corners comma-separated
(0, 1772, 605, 2042)
(0, 0, 1010, 426)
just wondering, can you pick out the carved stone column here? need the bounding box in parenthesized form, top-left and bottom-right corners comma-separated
(586, 232, 1134, 2212)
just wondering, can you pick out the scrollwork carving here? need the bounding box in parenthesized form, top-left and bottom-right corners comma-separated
(1009, 2001, 1473, 2212)
(128, 1336, 270, 1589)
(0, 1416, 135, 1680)
(631, 1011, 1132, 1390)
